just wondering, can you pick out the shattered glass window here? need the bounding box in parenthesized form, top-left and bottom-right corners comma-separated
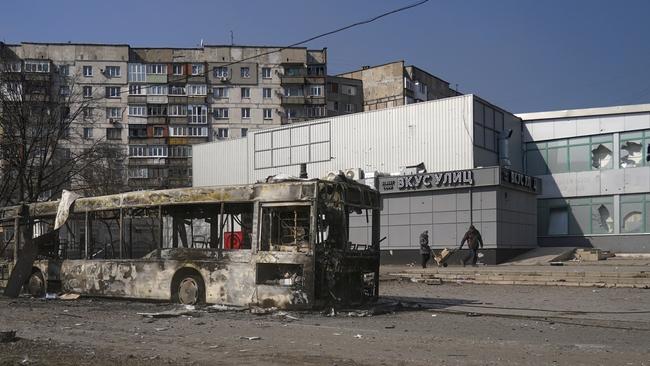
(620, 194, 645, 234)
(620, 131, 649, 168)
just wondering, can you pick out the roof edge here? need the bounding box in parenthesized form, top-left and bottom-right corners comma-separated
(517, 103, 650, 121)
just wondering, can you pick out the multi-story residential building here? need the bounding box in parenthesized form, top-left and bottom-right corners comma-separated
(325, 76, 363, 116)
(337, 60, 460, 112)
(1, 42, 328, 191)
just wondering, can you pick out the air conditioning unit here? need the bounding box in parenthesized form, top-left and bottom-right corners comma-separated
(220, 77, 229, 82)
(344, 168, 365, 180)
(325, 170, 343, 181)
(109, 118, 119, 124)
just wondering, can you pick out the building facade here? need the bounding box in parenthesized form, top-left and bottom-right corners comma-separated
(518, 104, 650, 252)
(1, 42, 328, 190)
(325, 75, 363, 116)
(193, 95, 536, 263)
(337, 61, 460, 112)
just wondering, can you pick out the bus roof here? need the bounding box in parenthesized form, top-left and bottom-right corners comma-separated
(0, 178, 380, 220)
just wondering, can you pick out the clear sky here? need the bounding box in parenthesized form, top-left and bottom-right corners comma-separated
(1, 0, 649, 113)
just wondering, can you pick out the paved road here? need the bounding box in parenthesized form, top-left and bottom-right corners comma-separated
(1, 282, 649, 365)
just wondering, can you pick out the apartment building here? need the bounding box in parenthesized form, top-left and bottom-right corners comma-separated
(325, 75, 363, 116)
(337, 60, 460, 112)
(0, 42, 328, 191)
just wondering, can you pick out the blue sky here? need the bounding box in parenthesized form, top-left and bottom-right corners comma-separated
(1, 0, 648, 113)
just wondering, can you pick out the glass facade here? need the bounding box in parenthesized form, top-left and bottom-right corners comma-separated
(525, 135, 614, 175)
(538, 195, 650, 236)
(619, 130, 650, 168)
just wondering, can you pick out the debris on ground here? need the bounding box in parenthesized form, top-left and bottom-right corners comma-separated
(59, 293, 80, 300)
(239, 336, 261, 341)
(0, 330, 17, 343)
(250, 306, 278, 315)
(354, 334, 363, 339)
(466, 312, 482, 317)
(274, 311, 301, 321)
(206, 304, 248, 312)
(45, 293, 57, 300)
(137, 307, 203, 318)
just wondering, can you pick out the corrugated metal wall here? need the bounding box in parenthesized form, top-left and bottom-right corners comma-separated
(193, 95, 476, 186)
(193, 137, 248, 186)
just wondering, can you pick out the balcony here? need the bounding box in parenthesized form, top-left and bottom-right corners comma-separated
(128, 95, 147, 104)
(168, 95, 188, 104)
(282, 96, 306, 105)
(305, 76, 326, 84)
(146, 74, 167, 83)
(147, 95, 168, 104)
(304, 96, 325, 105)
(280, 75, 305, 84)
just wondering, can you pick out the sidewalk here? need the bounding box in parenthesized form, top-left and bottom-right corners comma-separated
(382, 259, 650, 288)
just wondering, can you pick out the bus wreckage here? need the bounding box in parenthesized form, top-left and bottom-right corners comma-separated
(0, 177, 381, 309)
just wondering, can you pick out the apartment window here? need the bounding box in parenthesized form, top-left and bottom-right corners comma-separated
(525, 135, 614, 176)
(241, 87, 250, 99)
(172, 64, 184, 75)
(329, 83, 339, 93)
(620, 130, 650, 168)
(129, 105, 146, 116)
(168, 104, 187, 116)
(106, 107, 121, 119)
(59, 65, 70, 76)
(345, 104, 355, 113)
(149, 85, 168, 95)
(105, 87, 121, 98)
(129, 145, 168, 158)
(153, 127, 165, 137)
(307, 65, 325, 76)
(106, 128, 121, 140)
(147, 64, 167, 74)
(342, 85, 357, 96)
(217, 128, 229, 139)
(263, 108, 272, 120)
(284, 67, 302, 76)
(263, 88, 272, 99)
(3, 62, 21, 72)
(240, 67, 250, 78)
(168, 145, 192, 158)
(191, 64, 204, 75)
(188, 84, 207, 96)
(83, 128, 93, 139)
(241, 108, 251, 119)
(214, 66, 228, 78)
(308, 85, 323, 97)
(188, 105, 207, 124)
(83, 86, 92, 98)
(128, 64, 146, 82)
(214, 108, 229, 119)
(129, 84, 144, 95)
(24, 60, 50, 73)
(83, 66, 92, 77)
(241, 128, 248, 137)
(262, 67, 271, 79)
(82, 107, 93, 119)
(286, 108, 298, 119)
(213, 87, 229, 98)
(284, 86, 304, 97)
(128, 167, 148, 179)
(105, 66, 120, 77)
(169, 85, 186, 95)
(307, 106, 325, 117)
(147, 104, 167, 116)
(129, 126, 147, 138)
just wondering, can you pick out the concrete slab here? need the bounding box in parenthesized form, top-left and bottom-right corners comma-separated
(503, 247, 576, 265)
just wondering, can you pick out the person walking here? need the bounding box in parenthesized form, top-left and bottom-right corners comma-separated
(459, 225, 483, 266)
(419, 230, 431, 268)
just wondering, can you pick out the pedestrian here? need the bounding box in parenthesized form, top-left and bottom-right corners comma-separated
(459, 225, 483, 267)
(419, 230, 431, 268)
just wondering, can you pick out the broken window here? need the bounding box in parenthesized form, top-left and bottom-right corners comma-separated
(161, 203, 253, 251)
(620, 131, 650, 168)
(620, 195, 645, 233)
(591, 143, 613, 169)
(592, 202, 614, 234)
(260, 205, 310, 252)
(256, 263, 303, 286)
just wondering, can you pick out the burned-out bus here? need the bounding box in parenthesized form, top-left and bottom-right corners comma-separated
(0, 178, 381, 309)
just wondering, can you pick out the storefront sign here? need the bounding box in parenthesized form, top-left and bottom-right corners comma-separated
(379, 170, 474, 193)
(501, 168, 539, 193)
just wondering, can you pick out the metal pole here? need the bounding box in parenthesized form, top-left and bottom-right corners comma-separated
(119, 209, 123, 259)
(469, 188, 474, 225)
(84, 211, 89, 259)
(158, 205, 163, 249)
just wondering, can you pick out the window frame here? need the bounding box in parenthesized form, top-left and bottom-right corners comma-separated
(83, 65, 93, 77)
(261, 67, 272, 79)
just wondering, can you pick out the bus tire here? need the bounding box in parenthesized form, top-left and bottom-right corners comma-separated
(26, 270, 46, 298)
(171, 269, 205, 305)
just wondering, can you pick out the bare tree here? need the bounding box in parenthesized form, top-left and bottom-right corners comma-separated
(0, 47, 127, 207)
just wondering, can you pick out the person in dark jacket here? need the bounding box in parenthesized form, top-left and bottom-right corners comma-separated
(459, 225, 483, 266)
(419, 230, 431, 268)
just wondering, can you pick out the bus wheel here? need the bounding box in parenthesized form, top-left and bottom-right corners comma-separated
(26, 271, 45, 298)
(172, 271, 205, 305)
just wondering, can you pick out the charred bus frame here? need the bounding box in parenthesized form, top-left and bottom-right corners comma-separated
(0, 179, 381, 309)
